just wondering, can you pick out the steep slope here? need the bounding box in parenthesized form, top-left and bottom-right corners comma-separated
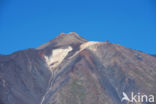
(0, 49, 51, 104)
(40, 40, 156, 104)
(0, 32, 155, 104)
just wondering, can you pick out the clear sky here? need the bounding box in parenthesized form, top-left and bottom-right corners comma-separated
(0, 0, 156, 55)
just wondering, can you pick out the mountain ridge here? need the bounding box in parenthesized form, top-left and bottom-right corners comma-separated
(0, 33, 155, 104)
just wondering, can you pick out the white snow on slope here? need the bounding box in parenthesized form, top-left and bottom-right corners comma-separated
(44, 46, 72, 69)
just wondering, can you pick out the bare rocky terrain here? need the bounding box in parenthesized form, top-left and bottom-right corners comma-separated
(0, 32, 155, 104)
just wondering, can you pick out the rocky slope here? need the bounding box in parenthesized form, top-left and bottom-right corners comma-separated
(0, 32, 155, 104)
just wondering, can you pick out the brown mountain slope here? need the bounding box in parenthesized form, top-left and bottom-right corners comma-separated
(0, 33, 155, 104)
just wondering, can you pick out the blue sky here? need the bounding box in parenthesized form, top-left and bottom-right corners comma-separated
(0, 0, 156, 55)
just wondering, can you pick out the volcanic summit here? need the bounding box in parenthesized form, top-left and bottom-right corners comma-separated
(0, 32, 155, 104)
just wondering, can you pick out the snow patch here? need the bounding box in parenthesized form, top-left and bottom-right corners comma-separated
(45, 46, 72, 69)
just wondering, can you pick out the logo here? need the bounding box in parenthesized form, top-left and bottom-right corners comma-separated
(121, 92, 154, 103)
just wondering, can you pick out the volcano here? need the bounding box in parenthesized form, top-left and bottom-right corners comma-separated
(0, 32, 155, 104)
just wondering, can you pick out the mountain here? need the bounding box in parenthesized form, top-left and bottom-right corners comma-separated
(0, 32, 155, 104)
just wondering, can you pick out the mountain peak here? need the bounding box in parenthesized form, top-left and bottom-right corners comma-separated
(37, 32, 87, 50)
(54, 32, 86, 41)
(1, 32, 156, 104)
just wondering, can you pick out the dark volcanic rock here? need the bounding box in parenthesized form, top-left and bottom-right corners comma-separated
(0, 32, 155, 104)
